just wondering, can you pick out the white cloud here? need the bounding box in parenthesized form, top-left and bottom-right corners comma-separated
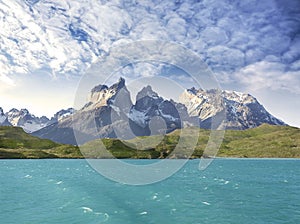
(0, 0, 298, 87)
(201, 27, 228, 46)
(207, 46, 245, 71)
(234, 61, 300, 93)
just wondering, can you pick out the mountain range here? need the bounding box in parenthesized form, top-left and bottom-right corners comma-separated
(26, 77, 284, 145)
(0, 107, 75, 133)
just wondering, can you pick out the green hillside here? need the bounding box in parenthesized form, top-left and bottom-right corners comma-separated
(218, 124, 300, 158)
(1, 124, 300, 159)
(80, 124, 300, 158)
(0, 126, 82, 159)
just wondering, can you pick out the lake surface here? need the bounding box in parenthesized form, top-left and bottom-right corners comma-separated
(1, 159, 300, 224)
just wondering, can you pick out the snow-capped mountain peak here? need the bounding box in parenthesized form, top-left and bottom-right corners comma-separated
(5, 108, 50, 133)
(0, 107, 76, 133)
(136, 85, 159, 101)
(179, 88, 285, 129)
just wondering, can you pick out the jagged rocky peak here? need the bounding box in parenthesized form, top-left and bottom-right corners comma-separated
(136, 85, 159, 101)
(0, 107, 10, 125)
(52, 108, 75, 122)
(91, 84, 108, 93)
(134, 86, 162, 112)
(87, 77, 131, 109)
(7, 108, 19, 114)
(20, 108, 30, 115)
(3, 108, 51, 133)
(90, 77, 125, 94)
(110, 77, 126, 91)
(129, 85, 192, 134)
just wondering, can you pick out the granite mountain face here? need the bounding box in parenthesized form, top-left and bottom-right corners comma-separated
(31, 78, 285, 145)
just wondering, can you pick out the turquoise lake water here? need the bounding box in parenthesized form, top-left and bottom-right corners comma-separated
(1, 159, 300, 224)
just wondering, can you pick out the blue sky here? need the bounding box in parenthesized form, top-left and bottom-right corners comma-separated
(0, 0, 299, 127)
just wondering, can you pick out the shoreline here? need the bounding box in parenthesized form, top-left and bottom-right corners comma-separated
(1, 157, 300, 160)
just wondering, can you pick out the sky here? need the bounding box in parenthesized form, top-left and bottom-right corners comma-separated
(0, 0, 299, 127)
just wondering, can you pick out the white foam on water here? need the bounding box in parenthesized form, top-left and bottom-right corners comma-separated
(56, 181, 63, 185)
(152, 195, 158, 200)
(202, 201, 211, 206)
(24, 175, 32, 178)
(170, 208, 177, 214)
(81, 207, 93, 213)
(139, 211, 148, 215)
(80, 207, 110, 222)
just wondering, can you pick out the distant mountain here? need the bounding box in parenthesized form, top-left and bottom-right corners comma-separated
(0, 107, 75, 133)
(179, 88, 285, 129)
(5, 108, 49, 133)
